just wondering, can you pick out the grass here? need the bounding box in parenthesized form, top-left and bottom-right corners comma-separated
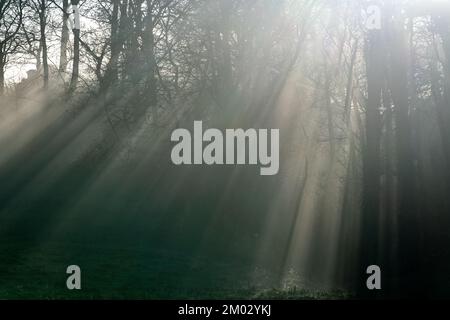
(0, 240, 351, 300)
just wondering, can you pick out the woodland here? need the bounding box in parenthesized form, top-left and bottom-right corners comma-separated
(0, 0, 450, 298)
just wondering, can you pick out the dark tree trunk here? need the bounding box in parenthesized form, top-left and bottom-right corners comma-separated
(143, 0, 157, 108)
(0, 50, 4, 96)
(70, 28, 80, 92)
(69, 0, 81, 92)
(344, 39, 358, 123)
(360, 28, 383, 295)
(387, 17, 421, 297)
(434, 16, 450, 188)
(101, 0, 120, 91)
(127, 0, 143, 83)
(40, 0, 49, 90)
(217, 0, 233, 106)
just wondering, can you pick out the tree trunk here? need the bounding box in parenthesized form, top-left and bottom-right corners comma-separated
(59, 0, 70, 73)
(40, 0, 49, 90)
(0, 50, 4, 96)
(360, 28, 383, 295)
(217, 0, 233, 106)
(434, 16, 450, 188)
(143, 0, 157, 108)
(70, 28, 80, 91)
(101, 0, 120, 91)
(387, 15, 421, 297)
(127, 0, 143, 83)
(344, 38, 358, 123)
(69, 0, 80, 92)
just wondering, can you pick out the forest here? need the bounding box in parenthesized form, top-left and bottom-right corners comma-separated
(0, 0, 450, 299)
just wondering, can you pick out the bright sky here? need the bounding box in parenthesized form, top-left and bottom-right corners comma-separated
(4, 4, 96, 86)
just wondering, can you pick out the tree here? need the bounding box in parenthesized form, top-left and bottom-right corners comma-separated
(29, 0, 50, 89)
(59, 0, 70, 73)
(0, 0, 23, 95)
(69, 0, 80, 92)
(360, 11, 383, 296)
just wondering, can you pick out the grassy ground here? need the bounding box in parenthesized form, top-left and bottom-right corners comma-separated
(0, 240, 350, 300)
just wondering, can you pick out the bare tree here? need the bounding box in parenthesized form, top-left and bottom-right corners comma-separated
(59, 0, 70, 72)
(69, 0, 80, 92)
(0, 0, 23, 95)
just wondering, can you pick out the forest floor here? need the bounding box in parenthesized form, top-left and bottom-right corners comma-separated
(0, 240, 351, 299)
